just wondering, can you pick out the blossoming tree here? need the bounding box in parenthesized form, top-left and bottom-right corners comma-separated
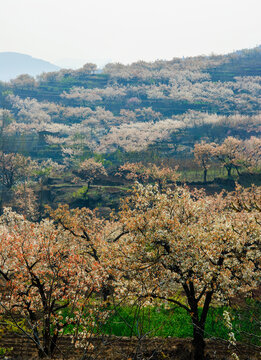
(115, 183, 260, 360)
(0, 208, 106, 358)
(117, 162, 179, 190)
(193, 141, 217, 182)
(74, 158, 107, 191)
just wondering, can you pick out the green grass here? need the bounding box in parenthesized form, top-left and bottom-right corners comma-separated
(101, 303, 260, 344)
(53, 299, 260, 346)
(103, 305, 192, 338)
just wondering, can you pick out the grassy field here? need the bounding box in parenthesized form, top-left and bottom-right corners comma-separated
(102, 302, 260, 345)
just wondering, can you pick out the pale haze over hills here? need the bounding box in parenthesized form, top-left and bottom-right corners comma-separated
(0, 52, 60, 82)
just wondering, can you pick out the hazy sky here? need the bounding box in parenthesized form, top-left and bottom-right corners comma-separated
(1, 0, 260, 68)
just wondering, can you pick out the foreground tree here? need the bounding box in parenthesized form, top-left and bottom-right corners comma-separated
(115, 184, 260, 360)
(194, 137, 261, 181)
(74, 158, 107, 191)
(243, 136, 261, 170)
(0, 208, 106, 358)
(213, 137, 244, 178)
(117, 162, 179, 189)
(193, 141, 216, 182)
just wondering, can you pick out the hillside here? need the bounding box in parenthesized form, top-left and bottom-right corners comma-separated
(0, 46, 260, 164)
(0, 52, 60, 81)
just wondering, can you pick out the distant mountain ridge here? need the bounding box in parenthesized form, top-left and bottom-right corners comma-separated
(0, 52, 60, 82)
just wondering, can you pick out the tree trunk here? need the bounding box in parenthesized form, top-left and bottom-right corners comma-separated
(36, 327, 58, 358)
(226, 166, 232, 178)
(38, 348, 48, 359)
(235, 166, 241, 176)
(192, 322, 206, 360)
(182, 283, 213, 360)
(40, 318, 52, 358)
(50, 333, 59, 357)
(203, 169, 207, 183)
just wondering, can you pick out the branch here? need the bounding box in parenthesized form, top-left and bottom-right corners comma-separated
(0, 269, 10, 281)
(196, 286, 207, 303)
(148, 293, 191, 313)
(111, 230, 129, 242)
(57, 219, 85, 240)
